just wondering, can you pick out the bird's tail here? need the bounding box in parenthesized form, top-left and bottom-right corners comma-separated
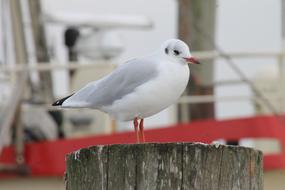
(52, 94, 74, 106)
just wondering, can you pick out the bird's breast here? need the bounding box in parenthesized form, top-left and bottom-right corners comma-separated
(156, 62, 190, 100)
(101, 61, 190, 121)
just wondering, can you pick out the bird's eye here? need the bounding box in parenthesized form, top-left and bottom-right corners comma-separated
(173, 50, 180, 56)
(165, 48, 169, 54)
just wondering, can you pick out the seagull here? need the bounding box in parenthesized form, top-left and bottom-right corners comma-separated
(52, 39, 200, 143)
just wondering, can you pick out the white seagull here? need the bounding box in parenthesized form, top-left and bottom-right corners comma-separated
(52, 39, 200, 143)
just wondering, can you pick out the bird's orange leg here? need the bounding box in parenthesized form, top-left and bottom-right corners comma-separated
(134, 118, 140, 143)
(139, 119, 145, 143)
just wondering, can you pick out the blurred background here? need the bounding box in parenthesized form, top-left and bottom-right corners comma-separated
(0, 0, 283, 189)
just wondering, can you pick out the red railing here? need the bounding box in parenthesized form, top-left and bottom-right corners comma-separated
(1, 114, 285, 177)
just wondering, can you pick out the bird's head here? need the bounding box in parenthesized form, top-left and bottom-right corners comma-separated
(161, 39, 200, 65)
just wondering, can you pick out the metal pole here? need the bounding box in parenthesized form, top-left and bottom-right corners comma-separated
(28, 0, 53, 102)
(9, 0, 26, 160)
(20, 0, 40, 86)
(10, 0, 27, 63)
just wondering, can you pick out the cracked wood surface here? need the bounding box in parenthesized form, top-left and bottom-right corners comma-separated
(65, 143, 263, 190)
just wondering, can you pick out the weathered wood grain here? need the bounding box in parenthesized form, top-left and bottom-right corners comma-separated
(66, 146, 108, 190)
(107, 144, 137, 190)
(65, 143, 263, 190)
(136, 143, 183, 190)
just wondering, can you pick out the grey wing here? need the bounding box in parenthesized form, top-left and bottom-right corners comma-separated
(63, 58, 158, 108)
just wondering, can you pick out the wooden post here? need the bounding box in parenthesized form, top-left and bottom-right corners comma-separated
(178, 0, 216, 121)
(65, 143, 263, 190)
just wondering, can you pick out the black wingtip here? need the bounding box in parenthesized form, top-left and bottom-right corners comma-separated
(52, 94, 74, 106)
(52, 100, 63, 106)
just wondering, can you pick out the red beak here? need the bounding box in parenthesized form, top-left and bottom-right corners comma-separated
(184, 57, 201, 65)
